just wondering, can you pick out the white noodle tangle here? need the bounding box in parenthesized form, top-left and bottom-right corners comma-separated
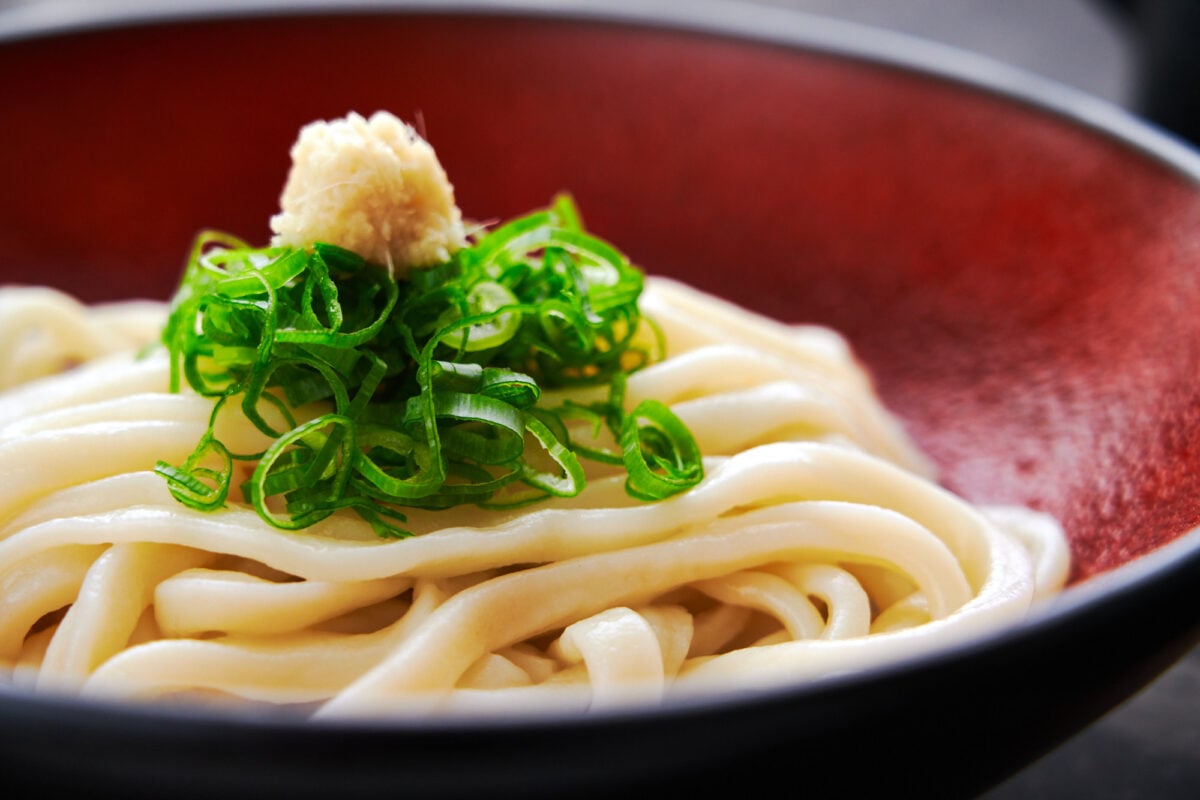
(0, 279, 1069, 716)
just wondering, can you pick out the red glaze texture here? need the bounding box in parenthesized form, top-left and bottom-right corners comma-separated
(2, 14, 1199, 582)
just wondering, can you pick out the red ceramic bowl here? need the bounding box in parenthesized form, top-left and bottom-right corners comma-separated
(0, 2, 1197, 798)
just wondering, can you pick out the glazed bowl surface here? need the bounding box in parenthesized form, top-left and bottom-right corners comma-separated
(0, 2, 1198, 798)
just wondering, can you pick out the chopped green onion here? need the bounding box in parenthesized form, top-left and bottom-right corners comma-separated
(157, 195, 703, 535)
(620, 400, 704, 501)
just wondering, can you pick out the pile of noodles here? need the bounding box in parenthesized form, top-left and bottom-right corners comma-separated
(0, 278, 1068, 717)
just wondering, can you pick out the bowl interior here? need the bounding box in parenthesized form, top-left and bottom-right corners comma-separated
(3, 9, 1200, 583)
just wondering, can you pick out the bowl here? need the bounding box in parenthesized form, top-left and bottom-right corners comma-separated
(0, 2, 1198, 797)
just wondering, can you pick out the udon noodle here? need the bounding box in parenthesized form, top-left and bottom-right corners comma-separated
(0, 277, 1069, 717)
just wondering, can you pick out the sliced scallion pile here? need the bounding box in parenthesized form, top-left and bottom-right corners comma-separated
(155, 196, 703, 537)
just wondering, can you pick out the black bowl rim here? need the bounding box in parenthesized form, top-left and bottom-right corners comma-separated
(0, 0, 1197, 736)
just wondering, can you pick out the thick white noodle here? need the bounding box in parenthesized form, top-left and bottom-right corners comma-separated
(0, 280, 1070, 716)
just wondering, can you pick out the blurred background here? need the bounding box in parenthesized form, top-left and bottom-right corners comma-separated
(0, 0, 1195, 797)
(0, 0, 1195, 143)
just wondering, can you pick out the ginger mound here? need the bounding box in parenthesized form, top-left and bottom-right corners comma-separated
(269, 111, 468, 275)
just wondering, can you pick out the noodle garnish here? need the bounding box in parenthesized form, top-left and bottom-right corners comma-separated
(154, 194, 704, 537)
